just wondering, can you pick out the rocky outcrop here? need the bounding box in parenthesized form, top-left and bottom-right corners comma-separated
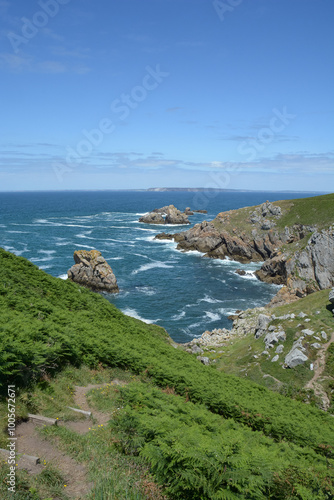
(260, 226, 334, 298)
(329, 288, 334, 304)
(139, 212, 165, 224)
(156, 197, 334, 302)
(67, 250, 119, 293)
(139, 205, 190, 225)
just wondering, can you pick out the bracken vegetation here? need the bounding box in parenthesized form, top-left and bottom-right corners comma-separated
(1, 247, 334, 498)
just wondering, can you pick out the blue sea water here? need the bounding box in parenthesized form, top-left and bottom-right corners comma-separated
(0, 190, 322, 343)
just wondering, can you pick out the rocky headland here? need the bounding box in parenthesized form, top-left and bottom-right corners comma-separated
(67, 250, 119, 293)
(156, 195, 334, 305)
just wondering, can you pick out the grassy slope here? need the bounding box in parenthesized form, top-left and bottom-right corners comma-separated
(200, 289, 333, 407)
(212, 192, 334, 235)
(1, 248, 334, 497)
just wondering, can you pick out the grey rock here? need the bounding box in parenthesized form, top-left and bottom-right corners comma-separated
(321, 331, 328, 340)
(298, 312, 308, 318)
(261, 220, 275, 230)
(197, 356, 210, 366)
(191, 345, 203, 355)
(268, 325, 277, 331)
(276, 345, 284, 354)
(304, 318, 311, 323)
(271, 355, 279, 362)
(329, 287, 334, 304)
(261, 350, 269, 356)
(255, 314, 271, 338)
(67, 250, 119, 293)
(276, 330, 286, 342)
(264, 332, 279, 347)
(302, 329, 314, 336)
(139, 212, 165, 224)
(285, 348, 308, 368)
(311, 343, 321, 349)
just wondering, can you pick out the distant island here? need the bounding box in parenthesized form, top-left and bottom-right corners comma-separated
(146, 187, 325, 193)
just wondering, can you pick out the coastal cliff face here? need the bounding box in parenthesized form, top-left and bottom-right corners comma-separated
(157, 195, 334, 303)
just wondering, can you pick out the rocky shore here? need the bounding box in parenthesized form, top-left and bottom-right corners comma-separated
(155, 199, 334, 304)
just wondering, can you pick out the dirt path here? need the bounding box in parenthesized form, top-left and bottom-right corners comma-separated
(15, 380, 123, 499)
(304, 332, 334, 410)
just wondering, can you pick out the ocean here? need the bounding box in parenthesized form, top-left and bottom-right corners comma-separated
(0, 190, 321, 343)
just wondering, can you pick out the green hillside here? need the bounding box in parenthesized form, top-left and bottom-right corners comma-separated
(1, 248, 334, 498)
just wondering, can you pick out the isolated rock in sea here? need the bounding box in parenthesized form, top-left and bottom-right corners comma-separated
(67, 250, 119, 293)
(139, 205, 190, 225)
(164, 205, 190, 224)
(139, 212, 165, 224)
(235, 269, 246, 276)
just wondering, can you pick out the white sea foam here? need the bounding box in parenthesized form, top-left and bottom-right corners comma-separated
(39, 265, 52, 270)
(75, 233, 95, 240)
(204, 311, 221, 321)
(199, 294, 222, 304)
(55, 241, 72, 246)
(109, 256, 124, 260)
(58, 274, 68, 280)
(236, 270, 258, 280)
(171, 311, 186, 321)
(132, 261, 174, 274)
(135, 236, 156, 242)
(135, 286, 156, 296)
(73, 244, 96, 250)
(6, 230, 29, 234)
(218, 308, 238, 316)
(121, 308, 156, 324)
(38, 250, 56, 255)
(135, 227, 158, 232)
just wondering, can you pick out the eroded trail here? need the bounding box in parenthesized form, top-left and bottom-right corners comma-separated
(15, 381, 123, 499)
(304, 333, 334, 410)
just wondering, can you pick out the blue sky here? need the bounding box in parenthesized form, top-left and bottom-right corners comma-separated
(0, 0, 333, 191)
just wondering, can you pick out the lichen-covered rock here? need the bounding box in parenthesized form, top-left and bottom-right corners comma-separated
(285, 347, 308, 368)
(67, 250, 119, 293)
(255, 314, 271, 338)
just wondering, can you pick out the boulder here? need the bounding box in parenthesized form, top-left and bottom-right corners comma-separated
(329, 287, 334, 304)
(197, 356, 210, 365)
(140, 205, 190, 225)
(67, 250, 119, 293)
(271, 355, 279, 362)
(285, 348, 308, 368)
(139, 212, 164, 224)
(275, 345, 284, 354)
(165, 205, 190, 224)
(191, 345, 203, 354)
(235, 269, 246, 276)
(254, 314, 271, 338)
(184, 207, 194, 215)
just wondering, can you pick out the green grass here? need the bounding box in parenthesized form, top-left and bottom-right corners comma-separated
(275, 193, 334, 229)
(206, 289, 333, 407)
(1, 248, 334, 498)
